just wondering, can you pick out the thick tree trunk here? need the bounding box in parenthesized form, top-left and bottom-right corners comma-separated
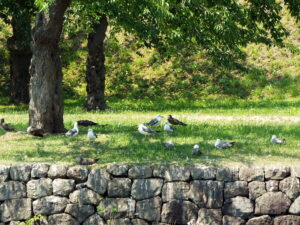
(7, 13, 32, 104)
(85, 15, 108, 111)
(29, 0, 71, 133)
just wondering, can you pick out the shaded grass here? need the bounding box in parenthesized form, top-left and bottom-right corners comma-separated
(1, 109, 300, 166)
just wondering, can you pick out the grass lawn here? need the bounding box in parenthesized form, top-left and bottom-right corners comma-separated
(1, 97, 300, 166)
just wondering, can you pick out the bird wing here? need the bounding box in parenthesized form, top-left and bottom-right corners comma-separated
(142, 126, 156, 133)
(66, 129, 77, 136)
(145, 118, 158, 126)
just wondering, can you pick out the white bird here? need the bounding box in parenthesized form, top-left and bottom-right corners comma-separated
(87, 128, 97, 140)
(165, 140, 174, 148)
(215, 139, 235, 149)
(144, 115, 163, 126)
(270, 135, 285, 144)
(164, 122, 175, 132)
(65, 122, 79, 136)
(138, 124, 160, 135)
(192, 144, 202, 155)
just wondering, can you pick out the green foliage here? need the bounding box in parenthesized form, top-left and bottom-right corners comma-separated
(18, 214, 45, 225)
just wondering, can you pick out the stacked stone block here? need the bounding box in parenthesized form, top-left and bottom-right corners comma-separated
(1, 164, 300, 224)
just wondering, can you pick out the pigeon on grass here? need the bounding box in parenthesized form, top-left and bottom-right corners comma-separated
(65, 122, 79, 136)
(270, 135, 285, 144)
(165, 140, 175, 149)
(144, 115, 163, 126)
(192, 144, 202, 155)
(87, 128, 97, 140)
(215, 139, 235, 149)
(167, 115, 187, 126)
(138, 124, 160, 135)
(164, 122, 175, 132)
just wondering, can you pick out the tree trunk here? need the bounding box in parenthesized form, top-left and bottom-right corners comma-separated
(29, 0, 71, 133)
(85, 15, 108, 111)
(7, 11, 32, 104)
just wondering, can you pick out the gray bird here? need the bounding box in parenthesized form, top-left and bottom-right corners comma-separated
(270, 135, 285, 144)
(65, 122, 79, 136)
(192, 144, 202, 155)
(215, 139, 235, 149)
(144, 115, 163, 126)
(165, 140, 174, 148)
(138, 124, 160, 135)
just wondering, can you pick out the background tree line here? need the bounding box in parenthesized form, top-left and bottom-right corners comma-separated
(0, 0, 299, 133)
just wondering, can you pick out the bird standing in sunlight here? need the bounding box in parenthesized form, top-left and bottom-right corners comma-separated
(65, 122, 79, 136)
(87, 128, 97, 140)
(144, 115, 163, 126)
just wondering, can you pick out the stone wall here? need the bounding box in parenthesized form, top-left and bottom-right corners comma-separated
(1, 164, 300, 225)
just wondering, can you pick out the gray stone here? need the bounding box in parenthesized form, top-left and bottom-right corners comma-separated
(161, 200, 198, 224)
(222, 197, 253, 219)
(131, 219, 149, 225)
(136, 196, 161, 221)
(131, 179, 163, 200)
(31, 163, 49, 178)
(65, 204, 95, 222)
(108, 178, 132, 197)
(0, 181, 26, 200)
(128, 165, 152, 178)
(291, 167, 300, 178)
(279, 177, 300, 200)
(255, 192, 291, 215)
(246, 215, 272, 225)
(48, 213, 79, 225)
(197, 208, 222, 225)
(48, 165, 68, 178)
(191, 166, 216, 180)
(83, 214, 105, 225)
(33, 195, 69, 215)
(69, 188, 101, 205)
(153, 165, 190, 181)
(0, 166, 10, 183)
(274, 215, 300, 225)
(75, 182, 87, 189)
(10, 164, 31, 181)
(27, 178, 53, 199)
(239, 168, 264, 182)
(289, 195, 300, 214)
(0, 198, 32, 222)
(107, 164, 129, 176)
(189, 180, 223, 208)
(162, 182, 190, 202)
(87, 168, 110, 195)
(217, 167, 237, 181)
(265, 166, 290, 180)
(67, 166, 89, 182)
(248, 181, 266, 200)
(98, 198, 135, 219)
(266, 180, 279, 192)
(107, 218, 133, 225)
(224, 181, 248, 199)
(52, 178, 75, 196)
(222, 216, 245, 225)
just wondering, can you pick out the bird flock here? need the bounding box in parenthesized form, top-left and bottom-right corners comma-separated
(0, 115, 287, 157)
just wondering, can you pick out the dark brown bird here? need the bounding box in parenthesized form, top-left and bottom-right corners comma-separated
(77, 120, 99, 126)
(0, 118, 15, 131)
(76, 156, 98, 165)
(27, 126, 45, 137)
(167, 115, 187, 126)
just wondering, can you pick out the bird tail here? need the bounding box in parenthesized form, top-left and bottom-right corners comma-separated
(181, 122, 187, 126)
(230, 142, 236, 146)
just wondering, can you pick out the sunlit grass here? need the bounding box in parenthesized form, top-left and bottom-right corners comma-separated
(1, 98, 300, 166)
